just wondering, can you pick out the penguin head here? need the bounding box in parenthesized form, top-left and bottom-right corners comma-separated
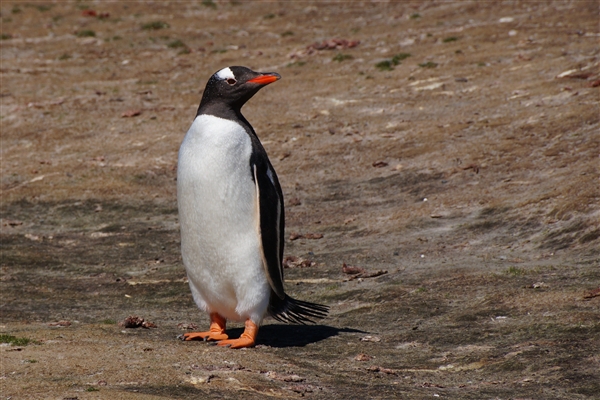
(199, 66, 281, 112)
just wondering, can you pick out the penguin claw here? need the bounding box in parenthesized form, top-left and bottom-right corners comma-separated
(181, 331, 229, 342)
(215, 338, 253, 349)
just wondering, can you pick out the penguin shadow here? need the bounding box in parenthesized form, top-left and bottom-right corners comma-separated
(226, 324, 366, 348)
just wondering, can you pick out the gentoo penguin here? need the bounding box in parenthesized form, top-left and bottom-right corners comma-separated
(177, 66, 328, 349)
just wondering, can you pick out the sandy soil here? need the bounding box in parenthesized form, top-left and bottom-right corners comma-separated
(1, 1, 599, 399)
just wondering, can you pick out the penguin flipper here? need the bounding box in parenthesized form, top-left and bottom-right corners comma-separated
(253, 163, 329, 323)
(253, 163, 286, 300)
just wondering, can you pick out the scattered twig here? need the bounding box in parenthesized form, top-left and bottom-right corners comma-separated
(265, 371, 305, 382)
(462, 163, 480, 174)
(588, 79, 600, 87)
(283, 256, 315, 268)
(342, 264, 388, 281)
(308, 39, 360, 51)
(48, 320, 71, 327)
(289, 232, 323, 241)
(177, 322, 198, 330)
(583, 287, 600, 300)
(372, 161, 389, 168)
(367, 365, 397, 375)
(119, 315, 157, 329)
(342, 263, 365, 275)
(121, 109, 142, 118)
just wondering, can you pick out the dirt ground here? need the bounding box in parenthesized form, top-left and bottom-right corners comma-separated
(1, 1, 599, 399)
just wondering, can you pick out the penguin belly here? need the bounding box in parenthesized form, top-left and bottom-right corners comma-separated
(177, 114, 270, 323)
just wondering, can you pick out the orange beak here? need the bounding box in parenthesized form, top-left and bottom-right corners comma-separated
(248, 73, 281, 85)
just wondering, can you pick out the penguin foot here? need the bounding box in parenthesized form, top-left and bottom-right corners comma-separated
(182, 331, 229, 341)
(215, 319, 258, 349)
(182, 312, 228, 342)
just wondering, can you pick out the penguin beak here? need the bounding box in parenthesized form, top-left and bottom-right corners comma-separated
(248, 72, 281, 85)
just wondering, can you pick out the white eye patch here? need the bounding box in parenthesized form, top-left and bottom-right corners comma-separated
(216, 67, 235, 81)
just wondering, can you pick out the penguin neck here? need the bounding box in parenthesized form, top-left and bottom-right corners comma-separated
(196, 101, 251, 131)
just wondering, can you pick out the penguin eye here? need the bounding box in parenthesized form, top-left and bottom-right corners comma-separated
(226, 78, 236, 86)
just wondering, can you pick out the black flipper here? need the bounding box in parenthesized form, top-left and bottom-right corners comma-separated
(253, 163, 286, 299)
(252, 158, 329, 324)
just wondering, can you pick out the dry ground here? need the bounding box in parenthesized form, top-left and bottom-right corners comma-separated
(1, 1, 599, 399)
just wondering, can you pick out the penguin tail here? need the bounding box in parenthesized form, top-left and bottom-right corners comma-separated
(268, 294, 329, 324)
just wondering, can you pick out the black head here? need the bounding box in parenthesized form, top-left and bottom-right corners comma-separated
(197, 66, 281, 116)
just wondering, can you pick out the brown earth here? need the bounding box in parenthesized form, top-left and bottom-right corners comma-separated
(1, 1, 599, 399)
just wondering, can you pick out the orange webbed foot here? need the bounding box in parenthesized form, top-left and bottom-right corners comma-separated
(181, 313, 228, 342)
(216, 319, 258, 349)
(183, 331, 229, 341)
(216, 336, 254, 348)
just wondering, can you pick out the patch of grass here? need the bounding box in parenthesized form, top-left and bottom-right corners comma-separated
(443, 36, 459, 42)
(101, 319, 116, 324)
(58, 53, 71, 60)
(167, 39, 186, 48)
(281, 31, 294, 37)
(142, 21, 169, 30)
(419, 61, 438, 68)
(12, 6, 21, 14)
(25, 359, 38, 363)
(0, 334, 32, 346)
(1, 33, 12, 40)
(263, 13, 276, 19)
(506, 266, 526, 276)
(202, 0, 217, 9)
(392, 53, 411, 63)
(375, 60, 394, 71)
(410, 13, 421, 19)
(76, 30, 96, 38)
(286, 61, 306, 67)
(477, 62, 487, 67)
(416, 287, 428, 293)
(35, 5, 52, 12)
(376, 53, 410, 71)
(166, 39, 191, 54)
(86, 386, 100, 392)
(332, 53, 353, 62)
(112, 35, 122, 41)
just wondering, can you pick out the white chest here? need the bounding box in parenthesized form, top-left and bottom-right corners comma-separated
(178, 114, 253, 192)
(177, 114, 256, 243)
(176, 114, 268, 321)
